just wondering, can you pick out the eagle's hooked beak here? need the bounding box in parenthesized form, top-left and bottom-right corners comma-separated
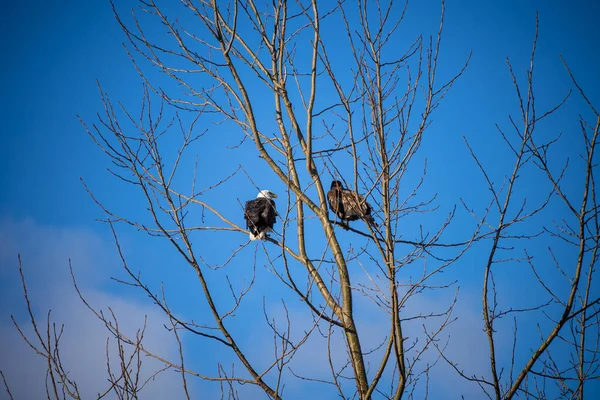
(270, 192, 278, 199)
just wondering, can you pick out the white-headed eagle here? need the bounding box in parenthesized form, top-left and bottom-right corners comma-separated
(327, 180, 376, 226)
(244, 190, 278, 240)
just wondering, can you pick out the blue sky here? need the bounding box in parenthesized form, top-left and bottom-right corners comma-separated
(1, 0, 599, 399)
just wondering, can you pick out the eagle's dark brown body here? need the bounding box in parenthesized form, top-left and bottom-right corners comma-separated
(327, 181, 375, 226)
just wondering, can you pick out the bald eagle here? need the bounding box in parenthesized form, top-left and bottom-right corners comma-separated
(327, 180, 376, 226)
(244, 190, 278, 240)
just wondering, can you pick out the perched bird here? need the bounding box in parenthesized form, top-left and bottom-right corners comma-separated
(244, 190, 278, 240)
(327, 180, 376, 226)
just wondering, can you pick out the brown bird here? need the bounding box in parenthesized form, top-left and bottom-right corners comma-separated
(327, 180, 376, 226)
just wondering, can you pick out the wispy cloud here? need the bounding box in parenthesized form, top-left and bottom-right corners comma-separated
(0, 217, 186, 399)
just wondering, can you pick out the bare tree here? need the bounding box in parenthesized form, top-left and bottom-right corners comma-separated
(80, 0, 471, 397)
(3, 1, 598, 400)
(436, 16, 600, 400)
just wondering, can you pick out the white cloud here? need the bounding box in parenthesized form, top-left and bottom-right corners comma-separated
(0, 217, 519, 399)
(0, 217, 186, 399)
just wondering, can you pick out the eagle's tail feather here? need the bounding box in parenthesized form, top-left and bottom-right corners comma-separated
(249, 230, 269, 240)
(365, 215, 378, 227)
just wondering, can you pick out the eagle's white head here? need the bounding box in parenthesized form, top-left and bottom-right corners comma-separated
(257, 190, 277, 199)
